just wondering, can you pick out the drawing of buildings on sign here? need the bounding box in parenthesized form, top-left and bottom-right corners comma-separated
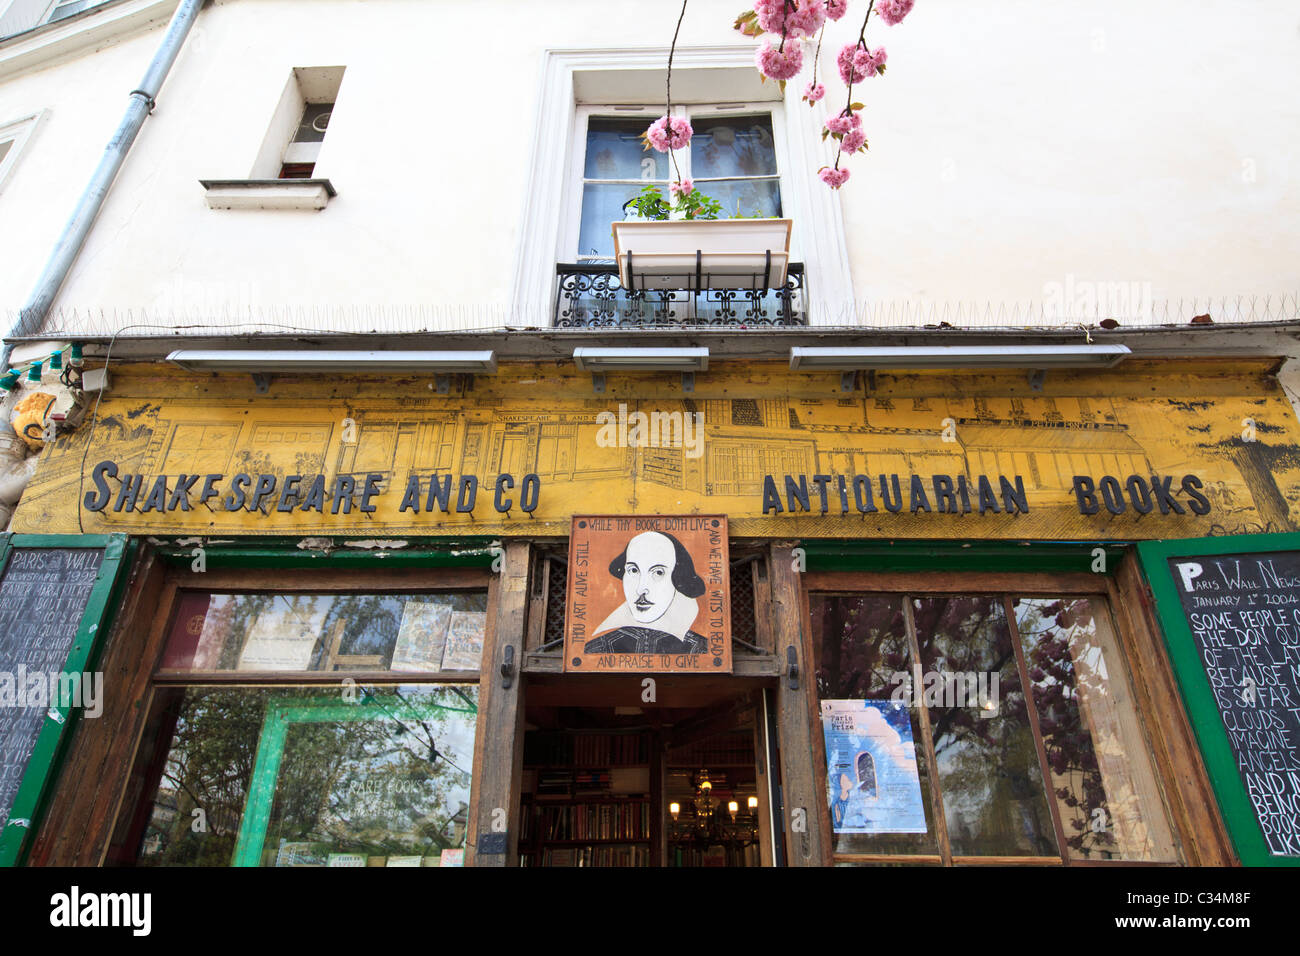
(24, 404, 159, 514)
(331, 409, 632, 497)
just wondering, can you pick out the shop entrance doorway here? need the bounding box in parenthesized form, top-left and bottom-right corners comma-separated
(517, 679, 783, 866)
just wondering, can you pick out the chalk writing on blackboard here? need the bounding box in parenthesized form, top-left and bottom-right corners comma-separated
(0, 548, 104, 830)
(1170, 552, 1300, 856)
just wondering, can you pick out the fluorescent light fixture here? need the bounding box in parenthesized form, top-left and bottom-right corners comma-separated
(166, 349, 497, 373)
(789, 345, 1131, 370)
(573, 347, 709, 371)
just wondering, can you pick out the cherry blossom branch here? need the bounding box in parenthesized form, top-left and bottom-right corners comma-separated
(666, 0, 689, 119)
(812, 22, 825, 85)
(834, 0, 875, 171)
(664, 0, 690, 186)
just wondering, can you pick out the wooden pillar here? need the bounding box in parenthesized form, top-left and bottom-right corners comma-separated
(768, 541, 828, 866)
(467, 540, 530, 867)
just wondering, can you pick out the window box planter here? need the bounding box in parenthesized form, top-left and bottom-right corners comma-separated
(611, 218, 792, 293)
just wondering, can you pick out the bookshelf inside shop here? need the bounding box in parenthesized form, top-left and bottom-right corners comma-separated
(518, 724, 763, 867)
(518, 731, 656, 867)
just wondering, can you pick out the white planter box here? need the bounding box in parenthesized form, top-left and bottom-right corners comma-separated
(611, 218, 792, 292)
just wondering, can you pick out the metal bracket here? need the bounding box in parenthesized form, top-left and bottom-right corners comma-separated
(130, 89, 156, 113)
(681, 371, 695, 393)
(840, 370, 857, 393)
(786, 645, 799, 690)
(1028, 368, 1046, 392)
(592, 371, 606, 394)
(500, 645, 516, 689)
(435, 373, 450, 395)
(251, 373, 271, 394)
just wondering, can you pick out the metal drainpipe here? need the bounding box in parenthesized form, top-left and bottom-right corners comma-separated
(0, 0, 205, 371)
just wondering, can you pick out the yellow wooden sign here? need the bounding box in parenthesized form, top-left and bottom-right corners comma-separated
(12, 359, 1300, 539)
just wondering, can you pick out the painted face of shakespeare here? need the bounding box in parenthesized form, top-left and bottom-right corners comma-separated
(621, 532, 679, 626)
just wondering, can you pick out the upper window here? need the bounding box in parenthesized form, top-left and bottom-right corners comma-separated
(570, 103, 786, 260)
(249, 66, 345, 181)
(44, 0, 105, 23)
(0, 112, 45, 198)
(279, 102, 334, 180)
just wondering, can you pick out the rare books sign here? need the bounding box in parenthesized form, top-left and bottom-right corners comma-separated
(565, 516, 730, 674)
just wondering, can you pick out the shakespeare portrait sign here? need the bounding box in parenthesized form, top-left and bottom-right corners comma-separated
(565, 516, 730, 674)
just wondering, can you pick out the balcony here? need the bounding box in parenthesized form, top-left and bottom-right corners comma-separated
(554, 262, 806, 328)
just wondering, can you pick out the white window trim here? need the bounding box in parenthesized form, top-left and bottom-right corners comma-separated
(0, 108, 47, 198)
(567, 102, 790, 261)
(511, 46, 853, 328)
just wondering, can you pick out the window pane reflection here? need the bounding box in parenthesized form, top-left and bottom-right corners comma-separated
(691, 117, 778, 178)
(912, 595, 1057, 857)
(579, 182, 646, 258)
(126, 685, 478, 867)
(692, 178, 781, 219)
(161, 592, 488, 673)
(1014, 597, 1178, 862)
(811, 594, 940, 857)
(584, 117, 667, 180)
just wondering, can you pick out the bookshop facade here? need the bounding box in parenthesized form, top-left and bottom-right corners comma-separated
(4, 350, 1300, 867)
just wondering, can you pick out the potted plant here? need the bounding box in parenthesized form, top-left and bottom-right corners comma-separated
(611, 182, 792, 293)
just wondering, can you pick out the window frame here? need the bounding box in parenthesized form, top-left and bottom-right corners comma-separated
(565, 101, 791, 262)
(0, 110, 46, 199)
(35, 560, 497, 866)
(801, 569, 1185, 867)
(509, 47, 855, 327)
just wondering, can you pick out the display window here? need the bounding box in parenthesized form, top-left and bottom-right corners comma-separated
(96, 565, 490, 867)
(806, 573, 1180, 866)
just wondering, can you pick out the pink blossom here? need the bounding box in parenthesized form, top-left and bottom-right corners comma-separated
(757, 0, 824, 38)
(819, 166, 851, 188)
(836, 44, 870, 84)
(837, 43, 886, 84)
(754, 0, 792, 34)
(669, 179, 693, 199)
(840, 128, 866, 153)
(825, 0, 849, 20)
(802, 81, 826, 103)
(788, 0, 826, 37)
(645, 115, 693, 152)
(756, 38, 805, 80)
(876, 0, 915, 27)
(825, 113, 855, 135)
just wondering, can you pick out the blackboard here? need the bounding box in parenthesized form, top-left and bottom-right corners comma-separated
(0, 548, 105, 832)
(1158, 545, 1300, 859)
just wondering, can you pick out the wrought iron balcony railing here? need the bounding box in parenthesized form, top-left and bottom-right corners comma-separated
(554, 262, 806, 328)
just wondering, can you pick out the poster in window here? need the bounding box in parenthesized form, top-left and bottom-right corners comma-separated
(820, 699, 927, 834)
(440, 611, 486, 671)
(564, 515, 730, 674)
(237, 598, 329, 671)
(391, 601, 453, 671)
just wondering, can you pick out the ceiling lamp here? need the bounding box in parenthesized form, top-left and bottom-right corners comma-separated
(572, 346, 709, 393)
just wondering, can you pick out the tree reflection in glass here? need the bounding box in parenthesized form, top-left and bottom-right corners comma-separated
(1014, 597, 1176, 861)
(811, 594, 940, 856)
(132, 685, 477, 867)
(912, 596, 1057, 858)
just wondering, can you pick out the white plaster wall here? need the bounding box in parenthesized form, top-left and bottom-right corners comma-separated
(0, 22, 166, 314)
(0, 0, 1296, 330)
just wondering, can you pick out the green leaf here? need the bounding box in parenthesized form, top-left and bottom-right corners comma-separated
(850, 103, 865, 111)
